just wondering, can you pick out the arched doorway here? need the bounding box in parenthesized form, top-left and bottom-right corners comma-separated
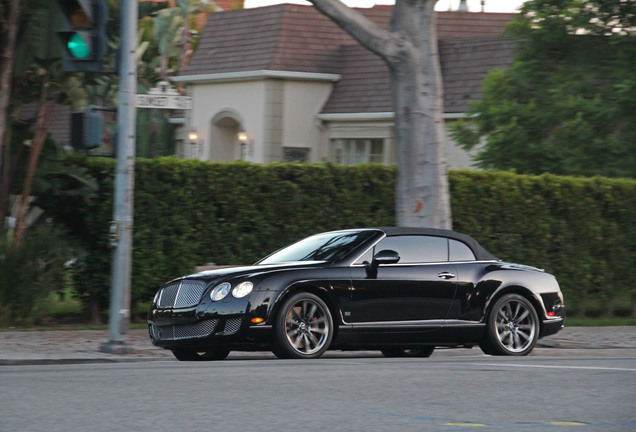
(209, 110, 243, 162)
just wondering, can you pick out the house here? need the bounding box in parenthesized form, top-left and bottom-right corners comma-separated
(172, 4, 516, 168)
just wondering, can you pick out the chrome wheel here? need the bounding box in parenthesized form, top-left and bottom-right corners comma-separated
(485, 294, 538, 356)
(284, 298, 330, 355)
(273, 292, 333, 359)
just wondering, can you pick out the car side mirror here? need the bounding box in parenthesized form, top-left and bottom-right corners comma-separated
(371, 249, 400, 267)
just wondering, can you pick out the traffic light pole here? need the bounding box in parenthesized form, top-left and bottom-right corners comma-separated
(100, 0, 138, 354)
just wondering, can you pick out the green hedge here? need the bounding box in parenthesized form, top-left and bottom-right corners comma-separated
(450, 171, 636, 317)
(48, 157, 636, 319)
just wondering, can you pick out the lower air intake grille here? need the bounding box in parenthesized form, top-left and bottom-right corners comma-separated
(223, 318, 242, 334)
(150, 319, 218, 341)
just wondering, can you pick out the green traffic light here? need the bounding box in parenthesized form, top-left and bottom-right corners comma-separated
(67, 32, 91, 59)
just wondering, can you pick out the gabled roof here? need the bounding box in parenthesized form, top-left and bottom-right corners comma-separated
(440, 36, 517, 113)
(320, 35, 516, 115)
(181, 4, 516, 113)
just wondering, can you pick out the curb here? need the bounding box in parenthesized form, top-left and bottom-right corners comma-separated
(0, 357, 170, 366)
(537, 338, 634, 349)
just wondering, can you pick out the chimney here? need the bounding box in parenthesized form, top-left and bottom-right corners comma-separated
(458, 0, 468, 11)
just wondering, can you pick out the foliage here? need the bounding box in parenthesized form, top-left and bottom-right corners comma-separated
(0, 224, 78, 326)
(41, 158, 636, 321)
(450, 0, 636, 178)
(450, 170, 636, 317)
(46, 158, 395, 319)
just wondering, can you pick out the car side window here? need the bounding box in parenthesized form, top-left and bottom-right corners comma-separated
(449, 239, 476, 261)
(370, 235, 448, 264)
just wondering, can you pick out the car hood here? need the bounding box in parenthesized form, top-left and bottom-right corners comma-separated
(169, 261, 329, 284)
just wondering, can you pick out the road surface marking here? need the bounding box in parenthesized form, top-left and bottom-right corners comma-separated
(473, 363, 636, 372)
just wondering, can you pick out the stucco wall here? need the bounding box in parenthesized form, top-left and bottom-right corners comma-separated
(281, 80, 334, 162)
(188, 80, 268, 162)
(183, 77, 478, 169)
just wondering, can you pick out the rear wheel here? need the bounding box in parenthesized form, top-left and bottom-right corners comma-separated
(483, 294, 539, 356)
(381, 346, 435, 358)
(478, 340, 496, 355)
(272, 292, 333, 359)
(171, 348, 230, 361)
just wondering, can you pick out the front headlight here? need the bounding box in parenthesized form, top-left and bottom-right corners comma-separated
(210, 282, 231, 301)
(232, 281, 253, 298)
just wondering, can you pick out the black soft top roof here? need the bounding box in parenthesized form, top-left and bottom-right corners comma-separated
(372, 227, 498, 261)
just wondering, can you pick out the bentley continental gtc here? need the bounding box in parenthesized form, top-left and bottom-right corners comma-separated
(148, 227, 565, 360)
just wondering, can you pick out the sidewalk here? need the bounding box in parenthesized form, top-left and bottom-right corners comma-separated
(0, 326, 634, 365)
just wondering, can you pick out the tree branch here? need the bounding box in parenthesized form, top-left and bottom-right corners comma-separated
(307, 0, 406, 64)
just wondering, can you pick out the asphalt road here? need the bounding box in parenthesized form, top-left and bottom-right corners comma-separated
(1, 350, 635, 432)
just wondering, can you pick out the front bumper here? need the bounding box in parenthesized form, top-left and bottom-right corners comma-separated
(148, 285, 274, 350)
(148, 315, 272, 350)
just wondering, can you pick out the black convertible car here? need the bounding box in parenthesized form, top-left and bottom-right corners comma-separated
(148, 227, 565, 360)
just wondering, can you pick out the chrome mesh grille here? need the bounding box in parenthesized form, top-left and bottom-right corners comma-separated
(150, 319, 218, 341)
(158, 280, 207, 308)
(158, 284, 178, 307)
(224, 318, 242, 334)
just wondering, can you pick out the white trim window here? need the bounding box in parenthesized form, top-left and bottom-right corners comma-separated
(329, 138, 385, 164)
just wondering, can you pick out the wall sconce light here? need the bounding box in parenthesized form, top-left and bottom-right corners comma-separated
(188, 130, 199, 159)
(237, 131, 252, 159)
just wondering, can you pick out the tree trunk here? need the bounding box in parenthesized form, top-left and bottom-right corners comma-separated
(308, 0, 451, 229)
(13, 77, 53, 247)
(390, 1, 450, 229)
(88, 293, 103, 325)
(0, 0, 21, 230)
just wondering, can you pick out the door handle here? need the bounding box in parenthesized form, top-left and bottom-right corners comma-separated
(437, 272, 456, 280)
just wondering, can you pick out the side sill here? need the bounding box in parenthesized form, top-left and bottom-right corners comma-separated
(349, 319, 445, 329)
(442, 320, 486, 328)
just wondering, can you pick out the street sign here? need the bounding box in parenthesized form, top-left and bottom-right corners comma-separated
(136, 81, 192, 110)
(135, 94, 192, 110)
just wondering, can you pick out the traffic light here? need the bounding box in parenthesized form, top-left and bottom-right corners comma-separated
(71, 107, 104, 150)
(56, 0, 107, 72)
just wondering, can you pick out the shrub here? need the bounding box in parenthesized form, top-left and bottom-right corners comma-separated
(43, 157, 636, 320)
(0, 225, 78, 326)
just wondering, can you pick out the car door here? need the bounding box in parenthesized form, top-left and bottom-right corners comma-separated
(346, 235, 458, 331)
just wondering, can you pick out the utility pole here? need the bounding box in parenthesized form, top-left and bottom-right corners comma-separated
(101, 0, 137, 354)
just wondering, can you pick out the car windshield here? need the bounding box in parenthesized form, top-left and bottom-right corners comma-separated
(258, 231, 377, 264)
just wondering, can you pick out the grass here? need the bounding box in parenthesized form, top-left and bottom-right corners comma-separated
(563, 316, 636, 327)
(0, 289, 151, 331)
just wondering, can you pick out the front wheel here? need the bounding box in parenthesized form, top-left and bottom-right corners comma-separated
(272, 292, 334, 359)
(483, 294, 539, 356)
(171, 348, 230, 361)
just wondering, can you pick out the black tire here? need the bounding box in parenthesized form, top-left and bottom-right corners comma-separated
(381, 346, 435, 358)
(171, 348, 230, 361)
(478, 340, 496, 355)
(272, 292, 333, 359)
(483, 293, 539, 356)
